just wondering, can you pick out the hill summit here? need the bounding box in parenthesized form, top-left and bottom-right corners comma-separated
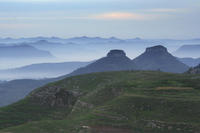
(133, 45, 189, 73)
(68, 49, 137, 76)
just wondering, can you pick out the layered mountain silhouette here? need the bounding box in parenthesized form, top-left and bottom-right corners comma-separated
(69, 46, 189, 76)
(0, 50, 137, 106)
(178, 57, 200, 67)
(0, 61, 91, 80)
(133, 45, 189, 73)
(0, 44, 53, 59)
(68, 50, 137, 76)
(173, 44, 200, 58)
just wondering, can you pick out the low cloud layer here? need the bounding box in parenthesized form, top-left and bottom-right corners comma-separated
(92, 12, 163, 20)
(0, 0, 199, 39)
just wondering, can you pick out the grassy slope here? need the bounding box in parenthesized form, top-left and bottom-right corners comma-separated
(1, 71, 200, 133)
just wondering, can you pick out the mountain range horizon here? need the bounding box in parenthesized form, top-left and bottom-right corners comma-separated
(0, 44, 193, 81)
(1, 41, 200, 80)
(1, 36, 200, 41)
(0, 36, 200, 68)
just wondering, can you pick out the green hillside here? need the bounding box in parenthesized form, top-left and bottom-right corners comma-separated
(1, 71, 200, 133)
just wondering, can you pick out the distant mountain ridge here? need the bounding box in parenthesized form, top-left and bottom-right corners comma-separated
(0, 44, 53, 59)
(178, 57, 200, 67)
(1, 37, 200, 48)
(173, 44, 200, 58)
(0, 61, 91, 80)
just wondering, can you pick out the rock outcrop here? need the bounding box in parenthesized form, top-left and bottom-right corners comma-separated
(29, 86, 81, 108)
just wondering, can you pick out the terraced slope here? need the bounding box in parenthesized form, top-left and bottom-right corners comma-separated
(1, 71, 200, 133)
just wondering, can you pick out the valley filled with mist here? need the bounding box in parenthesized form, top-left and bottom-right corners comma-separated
(0, 36, 200, 81)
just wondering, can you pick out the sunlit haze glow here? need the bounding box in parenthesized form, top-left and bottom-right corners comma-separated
(0, 0, 199, 39)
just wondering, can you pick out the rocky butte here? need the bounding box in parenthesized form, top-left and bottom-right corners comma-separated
(68, 49, 137, 76)
(133, 45, 189, 73)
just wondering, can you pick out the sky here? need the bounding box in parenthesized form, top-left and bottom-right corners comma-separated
(0, 0, 199, 39)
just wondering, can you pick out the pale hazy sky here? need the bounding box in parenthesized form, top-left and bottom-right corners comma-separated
(0, 0, 199, 39)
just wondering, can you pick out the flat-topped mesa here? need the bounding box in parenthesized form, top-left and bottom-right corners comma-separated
(107, 49, 126, 57)
(146, 45, 168, 53)
(133, 45, 189, 73)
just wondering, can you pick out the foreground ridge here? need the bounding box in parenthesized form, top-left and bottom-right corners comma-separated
(0, 71, 200, 133)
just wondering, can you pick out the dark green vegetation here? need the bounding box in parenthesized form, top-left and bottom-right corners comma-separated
(1, 71, 200, 133)
(187, 64, 200, 74)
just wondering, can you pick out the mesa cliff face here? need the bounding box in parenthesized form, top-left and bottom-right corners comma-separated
(146, 45, 168, 53)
